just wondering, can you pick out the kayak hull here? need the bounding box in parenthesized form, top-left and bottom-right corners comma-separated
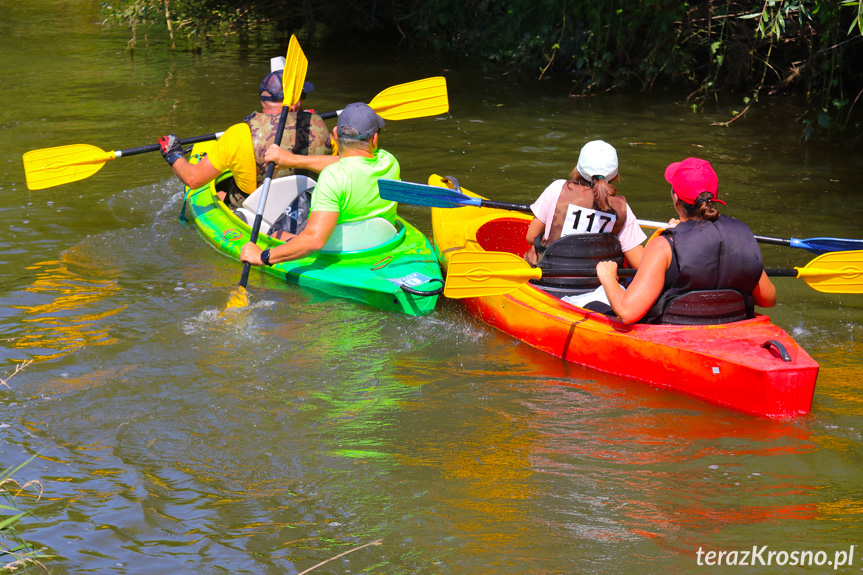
(429, 174, 818, 418)
(180, 168, 442, 316)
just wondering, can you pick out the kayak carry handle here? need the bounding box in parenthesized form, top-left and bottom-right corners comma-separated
(401, 278, 444, 296)
(762, 340, 792, 362)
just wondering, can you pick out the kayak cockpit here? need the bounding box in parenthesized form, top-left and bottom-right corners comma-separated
(233, 174, 316, 235)
(207, 173, 406, 257)
(469, 215, 752, 326)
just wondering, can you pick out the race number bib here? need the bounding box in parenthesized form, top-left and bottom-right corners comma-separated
(561, 205, 616, 236)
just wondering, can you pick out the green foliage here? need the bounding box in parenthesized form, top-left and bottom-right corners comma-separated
(100, 0, 296, 50)
(98, 0, 863, 142)
(411, 0, 863, 142)
(721, 0, 862, 140)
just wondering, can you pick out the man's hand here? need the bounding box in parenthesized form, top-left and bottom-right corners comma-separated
(240, 242, 263, 266)
(158, 134, 184, 166)
(263, 144, 295, 168)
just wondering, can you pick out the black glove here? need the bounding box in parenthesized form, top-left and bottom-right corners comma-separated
(159, 134, 184, 166)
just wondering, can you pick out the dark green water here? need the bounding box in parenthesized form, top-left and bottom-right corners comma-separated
(3, 1, 863, 573)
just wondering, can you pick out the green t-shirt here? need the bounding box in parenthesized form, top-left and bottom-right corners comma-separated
(310, 148, 399, 224)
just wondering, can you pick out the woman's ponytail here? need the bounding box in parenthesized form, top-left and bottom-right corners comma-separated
(680, 192, 721, 221)
(592, 176, 617, 213)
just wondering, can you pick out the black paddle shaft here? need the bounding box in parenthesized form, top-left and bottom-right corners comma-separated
(480, 199, 532, 213)
(753, 235, 791, 247)
(119, 133, 221, 158)
(541, 267, 797, 279)
(239, 106, 291, 288)
(542, 268, 637, 278)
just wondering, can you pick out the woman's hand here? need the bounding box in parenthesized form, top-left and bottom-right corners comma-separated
(666, 218, 680, 228)
(596, 260, 619, 284)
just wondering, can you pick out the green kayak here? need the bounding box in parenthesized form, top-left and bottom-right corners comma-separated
(180, 145, 443, 316)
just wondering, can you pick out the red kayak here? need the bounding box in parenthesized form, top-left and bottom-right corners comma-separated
(429, 174, 818, 418)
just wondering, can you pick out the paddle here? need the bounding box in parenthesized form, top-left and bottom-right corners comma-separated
(23, 76, 448, 191)
(443, 249, 863, 299)
(635, 219, 863, 255)
(378, 178, 531, 212)
(23, 134, 225, 191)
(227, 35, 308, 309)
(377, 179, 863, 255)
(318, 77, 449, 120)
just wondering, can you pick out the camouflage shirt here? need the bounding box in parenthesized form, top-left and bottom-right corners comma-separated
(242, 110, 332, 185)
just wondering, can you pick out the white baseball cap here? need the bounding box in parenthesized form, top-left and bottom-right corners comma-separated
(576, 140, 619, 181)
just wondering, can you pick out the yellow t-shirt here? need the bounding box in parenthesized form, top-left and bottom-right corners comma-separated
(205, 123, 257, 195)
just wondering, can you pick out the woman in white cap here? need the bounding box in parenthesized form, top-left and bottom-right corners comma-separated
(524, 140, 647, 268)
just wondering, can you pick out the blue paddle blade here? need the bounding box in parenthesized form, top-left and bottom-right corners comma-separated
(790, 237, 863, 255)
(378, 179, 480, 208)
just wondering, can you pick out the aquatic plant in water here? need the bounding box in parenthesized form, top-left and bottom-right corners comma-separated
(0, 458, 47, 573)
(1, 362, 48, 573)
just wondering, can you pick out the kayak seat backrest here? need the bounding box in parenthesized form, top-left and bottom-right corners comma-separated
(530, 233, 625, 298)
(320, 218, 399, 253)
(234, 175, 316, 232)
(475, 217, 533, 255)
(660, 290, 748, 325)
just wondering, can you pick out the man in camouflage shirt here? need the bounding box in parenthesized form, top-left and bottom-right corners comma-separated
(158, 70, 331, 208)
(243, 72, 331, 185)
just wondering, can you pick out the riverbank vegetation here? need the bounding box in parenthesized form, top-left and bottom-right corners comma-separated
(1, 363, 46, 572)
(101, 0, 863, 143)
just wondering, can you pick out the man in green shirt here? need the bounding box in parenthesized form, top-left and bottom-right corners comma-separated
(240, 102, 399, 266)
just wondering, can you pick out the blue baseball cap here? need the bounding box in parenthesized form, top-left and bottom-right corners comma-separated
(260, 72, 315, 102)
(337, 102, 385, 140)
(259, 71, 283, 102)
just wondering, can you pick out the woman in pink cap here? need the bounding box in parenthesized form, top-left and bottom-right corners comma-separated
(523, 140, 647, 268)
(595, 157, 776, 324)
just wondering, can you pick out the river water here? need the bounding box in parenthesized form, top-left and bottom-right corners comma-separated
(3, 1, 863, 573)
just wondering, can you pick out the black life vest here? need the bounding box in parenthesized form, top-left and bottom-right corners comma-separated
(642, 215, 764, 323)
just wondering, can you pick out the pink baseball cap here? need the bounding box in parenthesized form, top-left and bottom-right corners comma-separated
(664, 158, 726, 206)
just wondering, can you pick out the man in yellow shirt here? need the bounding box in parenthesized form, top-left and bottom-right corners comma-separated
(158, 70, 330, 207)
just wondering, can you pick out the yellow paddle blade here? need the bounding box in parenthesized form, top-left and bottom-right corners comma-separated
(225, 286, 251, 310)
(23, 144, 115, 190)
(445, 250, 541, 299)
(368, 76, 449, 120)
(794, 250, 863, 294)
(283, 35, 308, 106)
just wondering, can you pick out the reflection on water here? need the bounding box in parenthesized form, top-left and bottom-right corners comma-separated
(810, 342, 863, 415)
(8, 259, 122, 363)
(3, 296, 860, 573)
